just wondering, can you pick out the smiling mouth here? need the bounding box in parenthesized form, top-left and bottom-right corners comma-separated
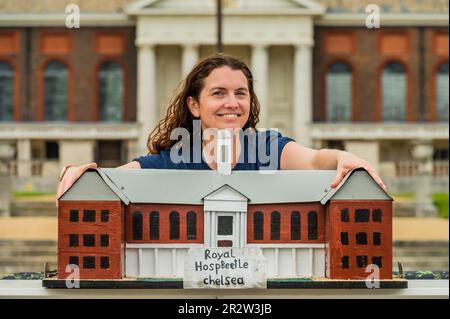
(217, 114, 242, 118)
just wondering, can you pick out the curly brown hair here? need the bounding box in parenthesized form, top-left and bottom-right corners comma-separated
(147, 53, 260, 154)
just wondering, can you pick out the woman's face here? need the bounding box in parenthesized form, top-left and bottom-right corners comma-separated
(188, 66, 251, 132)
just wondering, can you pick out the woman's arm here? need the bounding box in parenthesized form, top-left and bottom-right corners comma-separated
(280, 141, 387, 191)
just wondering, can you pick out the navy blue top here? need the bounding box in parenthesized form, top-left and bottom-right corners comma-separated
(133, 130, 295, 171)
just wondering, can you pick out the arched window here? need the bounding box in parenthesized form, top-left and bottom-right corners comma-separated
(0, 61, 14, 121)
(307, 211, 318, 240)
(99, 61, 124, 122)
(44, 61, 68, 121)
(326, 62, 352, 122)
(436, 63, 449, 122)
(382, 62, 406, 121)
(169, 211, 180, 240)
(270, 211, 281, 240)
(291, 211, 301, 240)
(186, 211, 197, 240)
(253, 211, 264, 240)
(132, 212, 142, 240)
(149, 211, 159, 240)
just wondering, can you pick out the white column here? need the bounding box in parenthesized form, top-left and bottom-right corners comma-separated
(181, 44, 199, 78)
(251, 44, 269, 129)
(137, 44, 157, 156)
(17, 139, 31, 177)
(293, 44, 313, 147)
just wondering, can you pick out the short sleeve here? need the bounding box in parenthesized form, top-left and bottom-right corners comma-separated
(133, 153, 167, 169)
(258, 130, 295, 170)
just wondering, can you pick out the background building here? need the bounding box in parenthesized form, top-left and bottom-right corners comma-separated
(0, 0, 448, 190)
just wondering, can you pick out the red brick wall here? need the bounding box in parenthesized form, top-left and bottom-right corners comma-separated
(314, 27, 449, 122)
(126, 204, 204, 244)
(57, 201, 125, 280)
(247, 203, 325, 244)
(326, 200, 392, 280)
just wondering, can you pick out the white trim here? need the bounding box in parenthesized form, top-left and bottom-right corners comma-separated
(126, 243, 204, 249)
(316, 13, 449, 27)
(309, 248, 314, 277)
(138, 248, 143, 277)
(247, 243, 326, 249)
(292, 248, 297, 276)
(0, 13, 134, 27)
(1, 280, 449, 298)
(127, 8, 325, 16)
(154, 248, 159, 276)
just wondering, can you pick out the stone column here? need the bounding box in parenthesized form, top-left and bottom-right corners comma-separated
(293, 43, 313, 147)
(345, 141, 380, 173)
(251, 44, 269, 129)
(137, 44, 157, 156)
(182, 44, 199, 78)
(17, 139, 31, 177)
(412, 141, 437, 217)
(59, 141, 95, 167)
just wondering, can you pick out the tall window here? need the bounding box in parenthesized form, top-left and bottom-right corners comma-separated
(99, 61, 124, 122)
(44, 61, 68, 121)
(326, 62, 352, 122)
(149, 211, 159, 240)
(0, 61, 14, 121)
(382, 62, 406, 121)
(132, 212, 143, 240)
(169, 211, 180, 240)
(270, 211, 281, 240)
(436, 63, 449, 122)
(307, 211, 318, 240)
(290, 211, 301, 240)
(253, 212, 264, 240)
(186, 211, 197, 240)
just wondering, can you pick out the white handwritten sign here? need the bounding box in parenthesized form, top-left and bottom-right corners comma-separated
(184, 248, 266, 289)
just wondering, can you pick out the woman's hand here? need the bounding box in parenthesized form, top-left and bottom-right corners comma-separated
(55, 162, 97, 208)
(330, 151, 387, 191)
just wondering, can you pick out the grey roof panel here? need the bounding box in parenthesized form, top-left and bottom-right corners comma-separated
(99, 168, 339, 204)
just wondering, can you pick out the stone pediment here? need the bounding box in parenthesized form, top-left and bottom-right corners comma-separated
(126, 0, 324, 12)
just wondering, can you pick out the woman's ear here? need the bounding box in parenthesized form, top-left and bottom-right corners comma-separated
(187, 96, 200, 118)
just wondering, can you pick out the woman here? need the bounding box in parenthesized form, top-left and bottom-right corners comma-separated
(57, 53, 386, 203)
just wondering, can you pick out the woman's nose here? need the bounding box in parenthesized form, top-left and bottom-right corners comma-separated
(223, 93, 239, 107)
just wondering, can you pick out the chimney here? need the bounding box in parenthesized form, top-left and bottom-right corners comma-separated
(216, 129, 232, 175)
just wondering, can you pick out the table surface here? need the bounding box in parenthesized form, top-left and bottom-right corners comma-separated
(0, 280, 448, 299)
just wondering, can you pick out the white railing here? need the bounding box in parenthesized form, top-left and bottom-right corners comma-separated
(395, 161, 449, 177)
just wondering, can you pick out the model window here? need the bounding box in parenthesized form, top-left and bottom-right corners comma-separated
(373, 232, 382, 246)
(99, 61, 124, 122)
(355, 209, 370, 222)
(270, 211, 281, 240)
(326, 62, 352, 122)
(436, 63, 449, 122)
(69, 256, 79, 266)
(69, 210, 79, 222)
(100, 234, 109, 247)
(382, 62, 406, 122)
(340, 232, 349, 245)
(186, 211, 197, 240)
(83, 210, 95, 222)
(0, 61, 14, 121)
(149, 211, 160, 240)
(132, 211, 143, 240)
(340, 208, 350, 222)
(356, 255, 368, 268)
(169, 211, 180, 240)
(69, 234, 79, 247)
(356, 232, 368, 245)
(341, 256, 349, 269)
(308, 211, 318, 240)
(101, 210, 109, 222)
(44, 61, 68, 121)
(218, 216, 233, 236)
(253, 212, 264, 240)
(290, 211, 301, 240)
(83, 234, 95, 247)
(83, 256, 95, 269)
(372, 209, 382, 222)
(372, 256, 383, 268)
(100, 256, 110, 269)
